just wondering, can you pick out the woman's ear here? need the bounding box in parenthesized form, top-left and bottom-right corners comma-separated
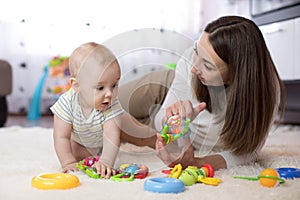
(70, 77, 79, 92)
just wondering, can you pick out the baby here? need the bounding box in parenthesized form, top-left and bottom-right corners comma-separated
(51, 42, 151, 178)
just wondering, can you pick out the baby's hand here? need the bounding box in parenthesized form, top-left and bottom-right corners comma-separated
(93, 161, 116, 178)
(62, 162, 78, 173)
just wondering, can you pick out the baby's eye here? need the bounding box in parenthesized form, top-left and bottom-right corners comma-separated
(97, 86, 104, 91)
(112, 83, 119, 88)
(113, 84, 118, 88)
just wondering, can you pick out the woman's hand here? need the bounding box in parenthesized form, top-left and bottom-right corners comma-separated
(165, 100, 206, 121)
(155, 133, 196, 169)
(93, 161, 116, 179)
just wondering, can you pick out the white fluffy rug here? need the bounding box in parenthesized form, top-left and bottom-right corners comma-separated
(0, 125, 300, 200)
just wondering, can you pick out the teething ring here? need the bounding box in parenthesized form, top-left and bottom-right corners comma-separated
(144, 178, 185, 193)
(169, 163, 182, 178)
(32, 173, 80, 190)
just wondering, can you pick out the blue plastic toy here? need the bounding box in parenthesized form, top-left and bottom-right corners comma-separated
(27, 65, 48, 121)
(144, 178, 185, 193)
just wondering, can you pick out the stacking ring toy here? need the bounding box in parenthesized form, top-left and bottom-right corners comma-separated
(32, 173, 80, 190)
(144, 178, 185, 193)
(276, 167, 300, 179)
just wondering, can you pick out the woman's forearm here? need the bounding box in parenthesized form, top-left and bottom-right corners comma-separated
(191, 154, 227, 170)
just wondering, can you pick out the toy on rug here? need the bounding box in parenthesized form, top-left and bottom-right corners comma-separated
(32, 173, 80, 190)
(111, 163, 149, 182)
(144, 177, 185, 193)
(233, 168, 286, 187)
(76, 156, 148, 181)
(167, 163, 222, 186)
(160, 115, 191, 144)
(276, 167, 300, 179)
(76, 155, 103, 179)
(144, 163, 221, 194)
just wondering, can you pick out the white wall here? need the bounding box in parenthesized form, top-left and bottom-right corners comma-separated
(199, 0, 250, 31)
(0, 0, 250, 114)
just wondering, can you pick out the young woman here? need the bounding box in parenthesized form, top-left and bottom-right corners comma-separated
(119, 16, 285, 170)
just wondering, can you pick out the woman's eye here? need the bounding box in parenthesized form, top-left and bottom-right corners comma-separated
(193, 48, 198, 56)
(204, 63, 213, 71)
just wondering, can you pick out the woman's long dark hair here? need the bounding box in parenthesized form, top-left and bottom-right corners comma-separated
(192, 16, 285, 155)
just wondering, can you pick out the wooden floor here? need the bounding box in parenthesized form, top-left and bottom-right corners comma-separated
(4, 114, 53, 128)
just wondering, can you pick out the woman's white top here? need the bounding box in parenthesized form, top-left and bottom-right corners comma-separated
(154, 48, 261, 168)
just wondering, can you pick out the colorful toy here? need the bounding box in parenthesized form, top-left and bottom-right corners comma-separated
(160, 115, 191, 144)
(76, 156, 148, 181)
(164, 63, 176, 69)
(76, 156, 104, 179)
(111, 163, 149, 182)
(32, 173, 80, 190)
(234, 168, 285, 187)
(49, 84, 71, 95)
(276, 167, 300, 179)
(48, 56, 71, 96)
(168, 163, 222, 186)
(144, 178, 185, 193)
(27, 55, 70, 121)
(76, 155, 105, 179)
(48, 56, 69, 77)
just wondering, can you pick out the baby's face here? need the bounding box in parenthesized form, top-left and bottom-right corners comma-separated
(77, 60, 121, 111)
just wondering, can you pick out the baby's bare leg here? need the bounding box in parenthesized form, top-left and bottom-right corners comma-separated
(70, 140, 96, 161)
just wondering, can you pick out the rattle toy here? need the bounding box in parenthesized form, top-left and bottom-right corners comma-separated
(111, 163, 149, 182)
(168, 163, 222, 186)
(76, 156, 149, 181)
(234, 168, 285, 187)
(32, 173, 80, 190)
(144, 178, 185, 193)
(76, 156, 103, 179)
(160, 115, 191, 144)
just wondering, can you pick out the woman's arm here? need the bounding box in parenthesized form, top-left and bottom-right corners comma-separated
(156, 133, 227, 170)
(155, 48, 195, 130)
(120, 112, 157, 148)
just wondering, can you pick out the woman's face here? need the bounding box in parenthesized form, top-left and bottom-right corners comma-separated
(191, 33, 228, 86)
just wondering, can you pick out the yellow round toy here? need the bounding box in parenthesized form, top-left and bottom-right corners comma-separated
(32, 173, 80, 190)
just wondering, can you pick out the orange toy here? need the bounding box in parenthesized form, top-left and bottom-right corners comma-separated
(234, 168, 285, 187)
(259, 168, 281, 187)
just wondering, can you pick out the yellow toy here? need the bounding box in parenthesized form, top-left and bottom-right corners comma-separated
(168, 163, 222, 186)
(32, 173, 80, 190)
